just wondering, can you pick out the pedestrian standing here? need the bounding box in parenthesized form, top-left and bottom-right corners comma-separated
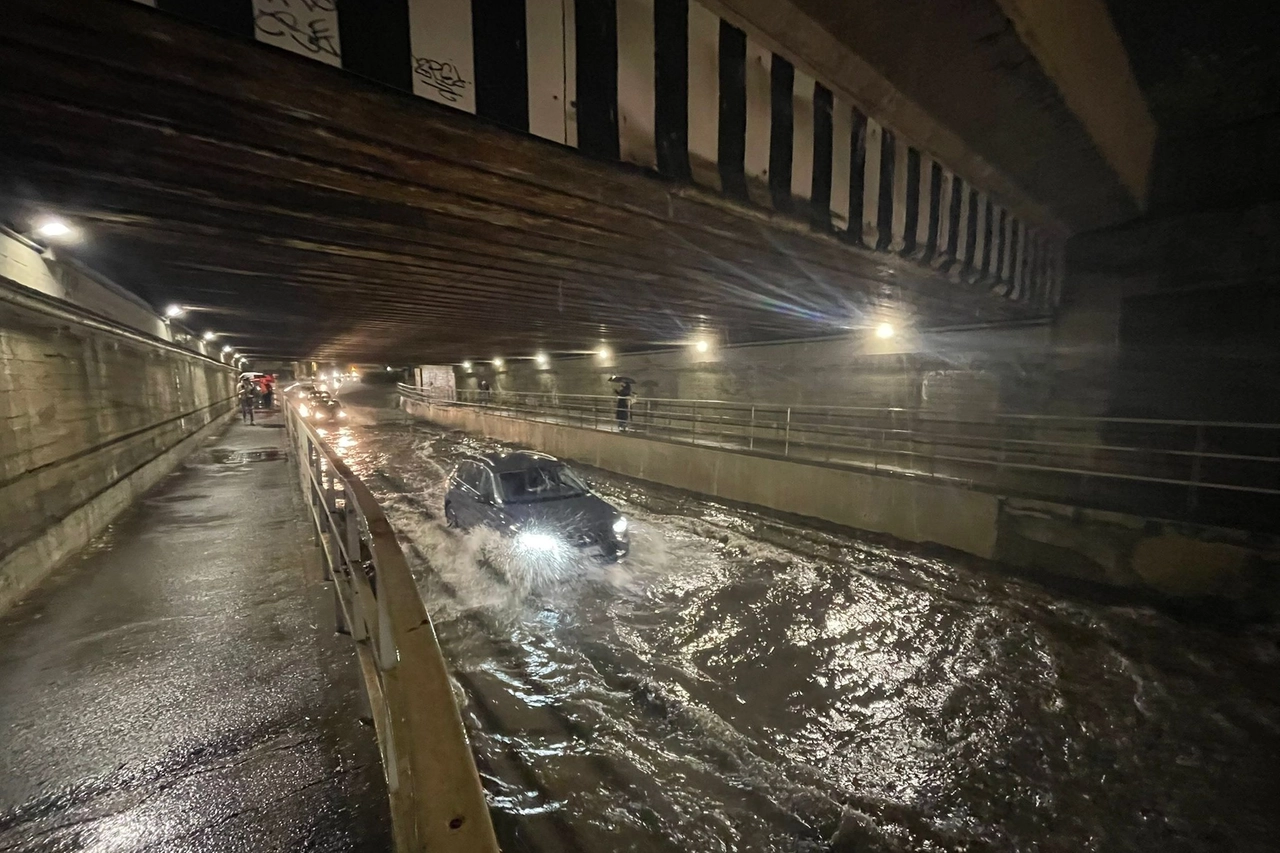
(239, 380, 255, 425)
(615, 380, 633, 431)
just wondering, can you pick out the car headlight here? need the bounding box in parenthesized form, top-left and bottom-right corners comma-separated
(514, 531, 560, 552)
(298, 405, 309, 417)
(612, 516, 628, 536)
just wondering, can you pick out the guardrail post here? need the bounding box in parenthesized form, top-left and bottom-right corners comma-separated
(749, 405, 755, 450)
(309, 443, 325, 552)
(784, 407, 791, 456)
(691, 401, 698, 444)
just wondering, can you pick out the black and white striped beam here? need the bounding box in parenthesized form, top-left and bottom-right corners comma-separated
(138, 0, 1065, 309)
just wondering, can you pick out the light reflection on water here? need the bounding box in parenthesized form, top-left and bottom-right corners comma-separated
(338, 408, 1280, 853)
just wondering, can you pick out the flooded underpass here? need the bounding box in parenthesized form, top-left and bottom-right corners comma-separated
(327, 400, 1280, 853)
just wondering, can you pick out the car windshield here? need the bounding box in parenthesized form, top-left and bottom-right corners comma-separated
(498, 465, 588, 503)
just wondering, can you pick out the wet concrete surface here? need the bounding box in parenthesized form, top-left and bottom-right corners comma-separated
(0, 414, 391, 852)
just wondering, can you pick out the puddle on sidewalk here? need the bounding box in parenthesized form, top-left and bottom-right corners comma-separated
(208, 447, 285, 465)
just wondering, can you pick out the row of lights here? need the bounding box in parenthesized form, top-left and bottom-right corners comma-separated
(459, 327, 892, 371)
(163, 304, 246, 363)
(35, 216, 896, 371)
(33, 219, 254, 366)
(461, 339, 713, 371)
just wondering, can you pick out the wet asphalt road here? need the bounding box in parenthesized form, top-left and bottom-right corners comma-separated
(331, 387, 1280, 853)
(0, 416, 390, 852)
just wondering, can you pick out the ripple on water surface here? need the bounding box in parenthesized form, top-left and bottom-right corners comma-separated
(336, 411, 1280, 852)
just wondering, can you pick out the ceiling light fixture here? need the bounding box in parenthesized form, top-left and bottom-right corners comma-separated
(596, 346, 610, 361)
(535, 352, 549, 367)
(222, 344, 233, 354)
(202, 331, 216, 342)
(461, 360, 473, 370)
(492, 357, 504, 368)
(35, 218, 74, 239)
(875, 322, 895, 339)
(164, 304, 185, 319)
(694, 339, 710, 353)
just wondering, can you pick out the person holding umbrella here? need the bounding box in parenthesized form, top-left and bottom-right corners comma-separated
(610, 376, 634, 431)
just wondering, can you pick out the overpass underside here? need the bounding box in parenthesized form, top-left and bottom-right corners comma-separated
(0, 0, 1059, 366)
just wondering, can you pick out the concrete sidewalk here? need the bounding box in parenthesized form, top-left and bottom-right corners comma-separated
(0, 415, 391, 851)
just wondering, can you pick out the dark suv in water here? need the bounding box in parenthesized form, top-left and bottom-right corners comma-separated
(444, 452, 629, 561)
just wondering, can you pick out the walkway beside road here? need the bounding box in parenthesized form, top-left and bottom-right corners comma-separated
(0, 414, 390, 852)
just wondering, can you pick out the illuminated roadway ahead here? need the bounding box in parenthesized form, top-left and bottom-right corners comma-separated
(332, 386, 1279, 852)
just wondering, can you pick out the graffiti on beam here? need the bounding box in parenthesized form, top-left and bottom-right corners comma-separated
(412, 57, 469, 103)
(254, 0, 341, 66)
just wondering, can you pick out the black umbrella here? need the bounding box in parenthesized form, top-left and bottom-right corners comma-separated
(608, 375, 637, 384)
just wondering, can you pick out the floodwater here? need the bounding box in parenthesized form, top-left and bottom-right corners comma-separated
(327, 400, 1280, 853)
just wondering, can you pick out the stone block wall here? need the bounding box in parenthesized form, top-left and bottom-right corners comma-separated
(0, 284, 237, 608)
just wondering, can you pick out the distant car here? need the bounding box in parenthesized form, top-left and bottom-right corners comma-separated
(300, 396, 347, 424)
(284, 382, 317, 398)
(444, 452, 629, 561)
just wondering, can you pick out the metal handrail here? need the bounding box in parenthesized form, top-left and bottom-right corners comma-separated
(400, 385, 1280, 514)
(445, 386, 1280, 430)
(285, 400, 500, 853)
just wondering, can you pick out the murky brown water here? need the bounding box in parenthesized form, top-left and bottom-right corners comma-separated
(331, 407, 1280, 852)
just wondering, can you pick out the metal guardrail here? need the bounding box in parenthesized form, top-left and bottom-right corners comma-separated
(284, 400, 500, 853)
(400, 384, 1280, 530)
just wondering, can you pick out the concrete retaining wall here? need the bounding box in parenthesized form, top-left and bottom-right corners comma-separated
(454, 325, 1080, 415)
(0, 283, 237, 609)
(406, 399, 1280, 613)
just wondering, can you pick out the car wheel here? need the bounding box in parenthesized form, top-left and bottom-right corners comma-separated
(444, 502, 458, 528)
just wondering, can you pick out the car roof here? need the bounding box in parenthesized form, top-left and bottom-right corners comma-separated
(469, 450, 561, 473)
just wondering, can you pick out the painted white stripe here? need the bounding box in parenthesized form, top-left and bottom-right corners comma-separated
(911, 153, 933, 259)
(829, 97, 852, 231)
(687, 1, 720, 190)
(253, 0, 341, 67)
(1012, 219, 1027, 299)
(889, 138, 910, 253)
(1000, 208, 1016, 285)
(563, 0, 577, 148)
(860, 119, 882, 247)
(743, 38, 772, 206)
(616, 0, 657, 169)
(969, 192, 989, 282)
(931, 169, 954, 268)
(1048, 239, 1066, 306)
(950, 182, 971, 282)
(527, 0, 570, 144)
(986, 204, 1004, 282)
(408, 0, 476, 113)
(790, 71, 815, 202)
(1028, 229, 1043, 303)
